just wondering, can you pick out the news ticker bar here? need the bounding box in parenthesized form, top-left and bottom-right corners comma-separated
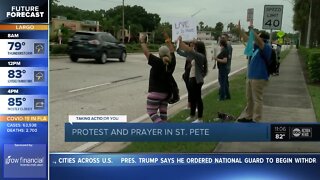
(50, 153, 320, 167)
(50, 153, 320, 180)
(65, 123, 320, 142)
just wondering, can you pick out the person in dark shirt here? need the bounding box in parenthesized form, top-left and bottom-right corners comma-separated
(214, 39, 229, 101)
(221, 34, 233, 99)
(140, 34, 176, 123)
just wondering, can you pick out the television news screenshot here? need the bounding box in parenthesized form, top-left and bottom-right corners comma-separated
(0, 0, 320, 179)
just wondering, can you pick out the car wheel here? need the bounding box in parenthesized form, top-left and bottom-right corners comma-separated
(119, 51, 126, 62)
(98, 52, 107, 64)
(70, 56, 78, 62)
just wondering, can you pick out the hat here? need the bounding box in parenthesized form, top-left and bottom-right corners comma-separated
(159, 46, 171, 59)
(259, 32, 270, 41)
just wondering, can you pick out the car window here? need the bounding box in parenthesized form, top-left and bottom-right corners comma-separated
(105, 33, 118, 43)
(73, 33, 95, 41)
(100, 34, 109, 42)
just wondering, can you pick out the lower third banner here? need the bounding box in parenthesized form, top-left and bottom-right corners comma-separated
(50, 153, 320, 180)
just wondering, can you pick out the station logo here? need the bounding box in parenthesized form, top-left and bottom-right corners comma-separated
(3, 144, 46, 178)
(291, 127, 312, 139)
(292, 128, 301, 137)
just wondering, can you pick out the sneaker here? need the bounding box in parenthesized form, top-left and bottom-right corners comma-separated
(237, 118, 255, 123)
(185, 116, 195, 121)
(192, 119, 203, 123)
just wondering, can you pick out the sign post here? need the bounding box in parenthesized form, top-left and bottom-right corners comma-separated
(247, 8, 254, 25)
(263, 5, 284, 42)
(263, 5, 283, 30)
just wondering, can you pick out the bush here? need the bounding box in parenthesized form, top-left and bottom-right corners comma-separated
(126, 43, 161, 53)
(298, 46, 309, 60)
(308, 52, 320, 83)
(50, 44, 68, 54)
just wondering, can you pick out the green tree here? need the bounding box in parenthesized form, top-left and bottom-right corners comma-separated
(105, 5, 160, 32)
(227, 22, 235, 32)
(50, 0, 59, 6)
(128, 23, 143, 42)
(199, 21, 204, 31)
(293, 0, 310, 46)
(213, 22, 224, 40)
(153, 22, 172, 44)
(50, 3, 161, 39)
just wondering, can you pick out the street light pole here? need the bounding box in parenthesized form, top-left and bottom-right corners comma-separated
(191, 8, 206, 17)
(122, 0, 125, 43)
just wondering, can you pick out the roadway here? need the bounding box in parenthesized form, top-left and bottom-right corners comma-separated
(49, 43, 248, 152)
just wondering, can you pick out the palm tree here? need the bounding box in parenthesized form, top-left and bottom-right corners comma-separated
(199, 21, 204, 31)
(227, 22, 235, 32)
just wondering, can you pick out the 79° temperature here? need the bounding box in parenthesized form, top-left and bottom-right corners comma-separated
(8, 42, 26, 50)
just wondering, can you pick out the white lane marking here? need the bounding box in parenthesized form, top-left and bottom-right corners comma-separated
(68, 82, 111, 93)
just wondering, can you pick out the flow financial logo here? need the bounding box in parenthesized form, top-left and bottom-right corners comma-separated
(4, 144, 47, 178)
(5, 155, 45, 166)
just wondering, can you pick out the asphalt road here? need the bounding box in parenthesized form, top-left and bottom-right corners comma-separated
(49, 43, 248, 152)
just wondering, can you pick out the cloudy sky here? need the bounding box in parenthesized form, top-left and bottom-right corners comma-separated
(57, 0, 295, 33)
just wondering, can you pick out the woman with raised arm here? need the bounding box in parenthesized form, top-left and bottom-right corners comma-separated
(177, 36, 208, 123)
(140, 33, 176, 123)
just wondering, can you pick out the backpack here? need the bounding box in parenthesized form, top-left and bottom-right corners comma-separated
(261, 48, 277, 75)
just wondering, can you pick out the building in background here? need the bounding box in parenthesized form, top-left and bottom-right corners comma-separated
(197, 31, 213, 41)
(50, 16, 101, 42)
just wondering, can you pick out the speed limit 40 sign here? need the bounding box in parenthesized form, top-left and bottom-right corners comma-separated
(262, 5, 283, 30)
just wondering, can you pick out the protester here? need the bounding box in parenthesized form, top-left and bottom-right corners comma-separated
(140, 33, 176, 123)
(214, 39, 229, 101)
(221, 33, 233, 99)
(237, 26, 272, 122)
(177, 36, 208, 123)
(177, 40, 195, 109)
(275, 43, 281, 75)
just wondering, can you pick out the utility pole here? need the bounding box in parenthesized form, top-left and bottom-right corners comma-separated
(306, 0, 312, 48)
(122, 0, 125, 43)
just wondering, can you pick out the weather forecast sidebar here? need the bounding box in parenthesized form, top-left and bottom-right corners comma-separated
(0, 0, 48, 179)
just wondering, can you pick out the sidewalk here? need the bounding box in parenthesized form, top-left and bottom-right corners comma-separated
(214, 49, 320, 152)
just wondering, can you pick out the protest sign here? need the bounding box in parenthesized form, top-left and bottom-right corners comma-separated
(172, 18, 197, 41)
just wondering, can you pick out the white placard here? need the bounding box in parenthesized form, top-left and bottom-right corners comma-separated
(262, 5, 283, 30)
(172, 18, 197, 42)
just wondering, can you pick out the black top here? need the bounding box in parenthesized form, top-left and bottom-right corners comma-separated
(177, 49, 192, 81)
(148, 53, 176, 93)
(217, 47, 228, 69)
